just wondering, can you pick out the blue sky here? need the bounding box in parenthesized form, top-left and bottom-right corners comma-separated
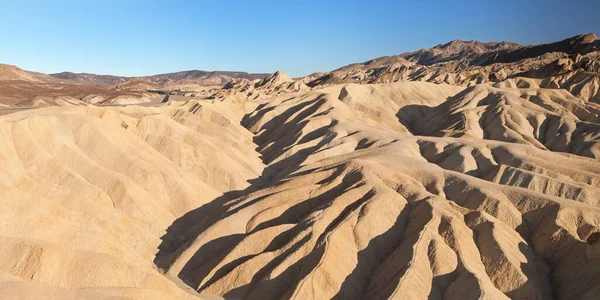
(0, 0, 599, 77)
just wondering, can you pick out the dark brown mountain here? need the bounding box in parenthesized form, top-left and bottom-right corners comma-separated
(397, 33, 599, 66)
(400, 39, 522, 65)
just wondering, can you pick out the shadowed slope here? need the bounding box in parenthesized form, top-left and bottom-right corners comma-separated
(156, 81, 600, 299)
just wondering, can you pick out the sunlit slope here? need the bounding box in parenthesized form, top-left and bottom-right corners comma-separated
(2, 81, 600, 299)
(0, 100, 264, 299)
(157, 82, 600, 300)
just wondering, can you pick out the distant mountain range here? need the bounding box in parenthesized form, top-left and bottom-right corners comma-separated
(50, 70, 269, 86)
(1, 33, 599, 106)
(340, 33, 598, 70)
(301, 33, 600, 103)
(0, 64, 269, 87)
(2, 33, 598, 90)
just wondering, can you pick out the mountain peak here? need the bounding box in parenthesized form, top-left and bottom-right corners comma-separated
(577, 33, 598, 44)
(0, 63, 41, 82)
(436, 39, 470, 49)
(256, 71, 292, 88)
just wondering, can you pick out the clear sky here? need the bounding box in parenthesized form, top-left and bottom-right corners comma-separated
(1, 0, 599, 77)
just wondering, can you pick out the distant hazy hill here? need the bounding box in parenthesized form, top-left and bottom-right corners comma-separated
(50, 70, 269, 86)
(0, 63, 268, 87)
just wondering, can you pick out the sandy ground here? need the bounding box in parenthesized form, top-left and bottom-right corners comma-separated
(0, 78, 600, 299)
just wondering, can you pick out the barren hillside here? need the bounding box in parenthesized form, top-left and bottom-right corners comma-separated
(1, 34, 600, 300)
